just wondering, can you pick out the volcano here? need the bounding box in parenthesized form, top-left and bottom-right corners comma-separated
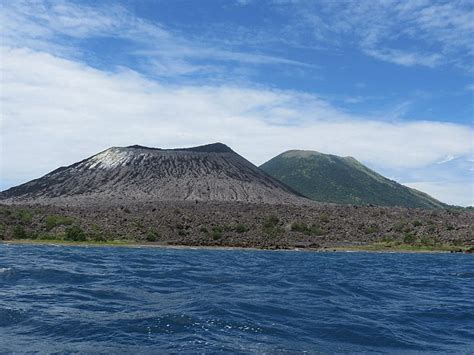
(260, 150, 446, 208)
(1, 143, 305, 205)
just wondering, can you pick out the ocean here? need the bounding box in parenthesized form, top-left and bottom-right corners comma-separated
(1, 244, 473, 353)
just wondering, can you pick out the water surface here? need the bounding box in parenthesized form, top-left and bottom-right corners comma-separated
(1, 244, 473, 352)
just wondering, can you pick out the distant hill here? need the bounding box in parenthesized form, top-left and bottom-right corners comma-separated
(0, 143, 304, 205)
(260, 150, 447, 208)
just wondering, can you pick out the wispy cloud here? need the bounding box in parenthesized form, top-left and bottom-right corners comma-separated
(364, 48, 442, 68)
(273, 0, 474, 69)
(436, 155, 457, 164)
(0, 0, 310, 79)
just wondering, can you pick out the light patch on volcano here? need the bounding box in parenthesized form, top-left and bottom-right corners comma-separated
(88, 148, 139, 169)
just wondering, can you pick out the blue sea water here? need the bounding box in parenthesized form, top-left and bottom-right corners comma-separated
(0, 244, 473, 353)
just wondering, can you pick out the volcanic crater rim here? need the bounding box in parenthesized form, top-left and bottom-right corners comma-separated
(122, 142, 234, 154)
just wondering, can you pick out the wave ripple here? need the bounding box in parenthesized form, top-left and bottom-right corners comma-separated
(1, 244, 473, 352)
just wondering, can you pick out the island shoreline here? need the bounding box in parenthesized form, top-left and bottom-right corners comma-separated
(1, 202, 472, 254)
(2, 239, 471, 254)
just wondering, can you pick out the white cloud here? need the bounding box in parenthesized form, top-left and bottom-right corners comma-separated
(1, 46, 473, 207)
(364, 48, 442, 68)
(436, 155, 457, 165)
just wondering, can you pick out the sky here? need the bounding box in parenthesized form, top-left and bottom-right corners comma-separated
(0, 0, 473, 206)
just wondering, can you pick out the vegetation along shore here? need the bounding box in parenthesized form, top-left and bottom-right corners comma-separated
(2, 202, 472, 253)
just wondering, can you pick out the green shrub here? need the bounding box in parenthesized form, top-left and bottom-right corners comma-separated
(420, 236, 438, 246)
(320, 214, 330, 223)
(451, 239, 463, 246)
(17, 210, 33, 223)
(87, 224, 108, 242)
(13, 225, 28, 239)
(262, 216, 283, 237)
(0, 224, 5, 239)
(0, 208, 12, 216)
(364, 225, 379, 234)
(262, 225, 281, 237)
(211, 226, 223, 240)
(394, 220, 407, 233)
(64, 225, 86, 242)
(413, 220, 423, 227)
(263, 216, 279, 228)
(403, 233, 417, 245)
(420, 237, 430, 246)
(91, 233, 107, 242)
(133, 220, 145, 229)
(199, 226, 209, 234)
(234, 224, 249, 233)
(308, 224, 325, 236)
(38, 234, 53, 240)
(28, 232, 39, 240)
(381, 234, 395, 243)
(146, 229, 160, 242)
(291, 222, 325, 236)
(291, 222, 306, 233)
(45, 215, 74, 230)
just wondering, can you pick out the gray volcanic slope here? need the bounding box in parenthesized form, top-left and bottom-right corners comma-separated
(0, 143, 305, 205)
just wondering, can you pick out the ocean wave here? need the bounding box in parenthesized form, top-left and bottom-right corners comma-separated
(0, 244, 473, 352)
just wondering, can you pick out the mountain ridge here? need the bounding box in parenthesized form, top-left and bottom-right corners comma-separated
(260, 149, 447, 209)
(125, 142, 235, 153)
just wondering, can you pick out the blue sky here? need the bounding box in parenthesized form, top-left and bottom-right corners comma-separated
(1, 0, 473, 205)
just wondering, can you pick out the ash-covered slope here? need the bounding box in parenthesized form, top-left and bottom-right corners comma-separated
(1, 143, 305, 205)
(261, 150, 447, 209)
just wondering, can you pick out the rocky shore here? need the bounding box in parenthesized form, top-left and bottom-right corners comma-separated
(1, 201, 472, 251)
